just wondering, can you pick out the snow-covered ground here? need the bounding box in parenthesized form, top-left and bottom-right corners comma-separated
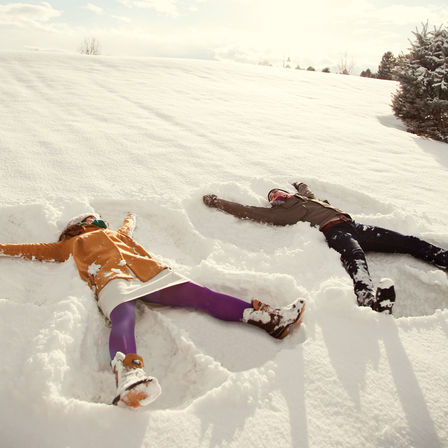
(0, 52, 447, 448)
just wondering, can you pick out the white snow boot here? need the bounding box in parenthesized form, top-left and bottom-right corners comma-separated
(242, 298, 305, 339)
(111, 352, 161, 408)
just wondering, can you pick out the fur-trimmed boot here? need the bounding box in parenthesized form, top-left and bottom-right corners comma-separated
(242, 299, 305, 339)
(111, 352, 161, 408)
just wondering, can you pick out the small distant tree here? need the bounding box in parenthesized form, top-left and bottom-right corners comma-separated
(360, 68, 375, 78)
(392, 23, 448, 143)
(322, 67, 330, 73)
(284, 56, 291, 68)
(295, 64, 301, 70)
(306, 66, 315, 71)
(80, 37, 101, 55)
(337, 53, 354, 75)
(377, 51, 397, 80)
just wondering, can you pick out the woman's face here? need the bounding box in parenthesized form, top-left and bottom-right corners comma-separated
(80, 215, 96, 225)
(268, 189, 289, 203)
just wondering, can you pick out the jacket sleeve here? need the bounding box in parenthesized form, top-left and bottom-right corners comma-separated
(215, 199, 300, 226)
(0, 242, 69, 262)
(292, 183, 316, 199)
(117, 213, 136, 236)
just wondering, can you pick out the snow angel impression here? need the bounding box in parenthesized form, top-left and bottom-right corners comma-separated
(0, 213, 305, 409)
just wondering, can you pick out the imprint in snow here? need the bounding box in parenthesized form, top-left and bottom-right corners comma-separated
(88, 262, 101, 276)
(118, 259, 126, 266)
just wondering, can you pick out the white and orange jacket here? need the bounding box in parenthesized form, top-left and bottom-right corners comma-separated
(0, 213, 166, 296)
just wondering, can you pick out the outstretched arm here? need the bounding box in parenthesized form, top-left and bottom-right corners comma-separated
(203, 194, 299, 226)
(291, 182, 316, 199)
(0, 241, 69, 262)
(118, 213, 136, 236)
(291, 182, 330, 204)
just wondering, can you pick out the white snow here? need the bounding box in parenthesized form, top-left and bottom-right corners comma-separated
(88, 262, 101, 276)
(0, 52, 447, 448)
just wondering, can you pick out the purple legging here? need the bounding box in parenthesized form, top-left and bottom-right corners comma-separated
(109, 281, 252, 359)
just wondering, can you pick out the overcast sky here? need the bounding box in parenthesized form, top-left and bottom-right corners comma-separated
(1, 0, 447, 72)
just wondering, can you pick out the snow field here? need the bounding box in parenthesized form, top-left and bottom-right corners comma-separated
(0, 52, 447, 447)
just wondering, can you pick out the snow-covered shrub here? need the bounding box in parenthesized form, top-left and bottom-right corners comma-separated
(392, 24, 448, 143)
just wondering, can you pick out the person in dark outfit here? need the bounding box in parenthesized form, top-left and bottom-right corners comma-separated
(203, 183, 448, 314)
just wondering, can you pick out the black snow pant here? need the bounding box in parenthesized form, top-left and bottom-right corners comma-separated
(322, 221, 447, 306)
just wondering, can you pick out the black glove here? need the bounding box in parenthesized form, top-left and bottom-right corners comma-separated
(291, 182, 303, 192)
(203, 194, 220, 208)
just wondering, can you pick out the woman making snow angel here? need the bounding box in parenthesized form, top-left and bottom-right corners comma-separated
(0, 213, 305, 409)
(203, 183, 448, 314)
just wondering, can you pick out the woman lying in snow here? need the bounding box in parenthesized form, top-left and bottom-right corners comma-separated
(203, 183, 448, 315)
(0, 213, 305, 409)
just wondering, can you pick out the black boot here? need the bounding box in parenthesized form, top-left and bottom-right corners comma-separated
(371, 278, 396, 314)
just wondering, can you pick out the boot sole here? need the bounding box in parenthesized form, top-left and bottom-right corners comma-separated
(113, 378, 162, 408)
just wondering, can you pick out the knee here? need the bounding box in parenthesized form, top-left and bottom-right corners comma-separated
(111, 301, 135, 328)
(338, 245, 365, 261)
(351, 247, 366, 260)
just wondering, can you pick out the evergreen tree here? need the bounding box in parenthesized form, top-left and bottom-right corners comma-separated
(377, 51, 397, 80)
(392, 23, 448, 143)
(360, 68, 375, 78)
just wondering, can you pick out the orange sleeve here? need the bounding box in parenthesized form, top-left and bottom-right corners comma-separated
(0, 242, 70, 262)
(117, 213, 136, 236)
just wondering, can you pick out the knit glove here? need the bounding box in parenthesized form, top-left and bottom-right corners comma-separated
(291, 182, 304, 192)
(203, 194, 220, 208)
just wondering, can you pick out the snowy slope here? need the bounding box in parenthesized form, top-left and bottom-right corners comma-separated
(0, 52, 447, 448)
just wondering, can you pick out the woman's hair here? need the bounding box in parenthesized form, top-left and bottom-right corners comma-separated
(65, 213, 97, 227)
(58, 214, 97, 241)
